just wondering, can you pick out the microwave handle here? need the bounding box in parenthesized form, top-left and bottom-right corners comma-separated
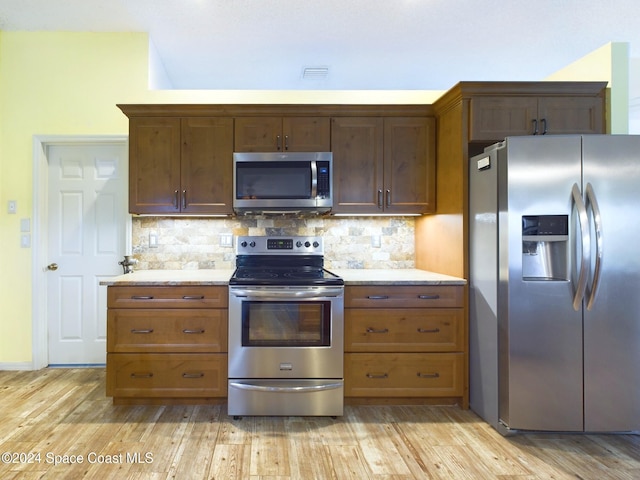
(311, 161, 318, 198)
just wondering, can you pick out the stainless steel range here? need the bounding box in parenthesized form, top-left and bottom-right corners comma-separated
(228, 236, 344, 417)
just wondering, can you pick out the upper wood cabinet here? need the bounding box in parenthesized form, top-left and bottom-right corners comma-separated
(128, 117, 233, 215)
(119, 104, 435, 216)
(331, 116, 436, 215)
(234, 116, 331, 152)
(469, 92, 605, 141)
(331, 117, 383, 213)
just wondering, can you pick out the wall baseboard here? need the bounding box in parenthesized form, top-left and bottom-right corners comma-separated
(0, 362, 37, 371)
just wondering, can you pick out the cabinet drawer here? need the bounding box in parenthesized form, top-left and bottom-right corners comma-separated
(345, 353, 463, 397)
(345, 309, 463, 352)
(107, 286, 228, 309)
(345, 285, 462, 308)
(106, 353, 227, 398)
(107, 309, 227, 353)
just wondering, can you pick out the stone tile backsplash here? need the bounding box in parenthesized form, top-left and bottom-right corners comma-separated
(131, 216, 415, 270)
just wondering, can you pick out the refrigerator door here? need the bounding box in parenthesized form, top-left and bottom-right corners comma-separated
(582, 135, 640, 432)
(469, 145, 500, 429)
(499, 136, 584, 431)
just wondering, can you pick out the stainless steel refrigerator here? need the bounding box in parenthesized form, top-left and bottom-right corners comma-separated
(469, 135, 640, 434)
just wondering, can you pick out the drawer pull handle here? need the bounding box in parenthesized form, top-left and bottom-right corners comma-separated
(366, 373, 389, 379)
(183, 329, 205, 334)
(366, 327, 389, 334)
(182, 295, 205, 300)
(130, 372, 153, 378)
(131, 295, 154, 300)
(182, 372, 205, 378)
(131, 329, 154, 334)
(418, 294, 440, 300)
(417, 372, 440, 379)
(367, 295, 389, 300)
(417, 327, 440, 333)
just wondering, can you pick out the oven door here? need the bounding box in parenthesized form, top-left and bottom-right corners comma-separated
(228, 286, 344, 379)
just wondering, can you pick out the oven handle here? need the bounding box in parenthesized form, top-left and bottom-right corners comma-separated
(229, 381, 343, 393)
(230, 288, 343, 299)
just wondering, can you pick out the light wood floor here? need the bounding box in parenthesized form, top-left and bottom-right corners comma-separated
(0, 369, 638, 479)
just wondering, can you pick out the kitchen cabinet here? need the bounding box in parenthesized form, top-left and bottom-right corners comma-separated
(234, 116, 331, 152)
(106, 285, 228, 404)
(469, 95, 605, 141)
(331, 116, 436, 215)
(127, 117, 233, 215)
(344, 285, 465, 405)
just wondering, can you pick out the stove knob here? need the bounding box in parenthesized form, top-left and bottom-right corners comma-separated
(296, 241, 303, 248)
(304, 241, 311, 248)
(240, 241, 248, 248)
(249, 241, 256, 248)
(313, 241, 319, 248)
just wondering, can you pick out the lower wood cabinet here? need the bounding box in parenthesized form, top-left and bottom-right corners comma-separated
(344, 285, 466, 406)
(106, 285, 228, 404)
(106, 353, 227, 399)
(345, 353, 464, 397)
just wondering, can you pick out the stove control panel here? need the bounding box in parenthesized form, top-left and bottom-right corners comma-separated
(237, 236, 323, 255)
(267, 238, 293, 249)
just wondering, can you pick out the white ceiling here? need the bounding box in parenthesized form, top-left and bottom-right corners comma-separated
(0, 0, 639, 90)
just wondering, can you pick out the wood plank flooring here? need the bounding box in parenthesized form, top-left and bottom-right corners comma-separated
(0, 368, 638, 479)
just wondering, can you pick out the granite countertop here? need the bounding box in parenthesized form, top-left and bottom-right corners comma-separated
(101, 268, 466, 286)
(99, 269, 235, 286)
(333, 269, 466, 285)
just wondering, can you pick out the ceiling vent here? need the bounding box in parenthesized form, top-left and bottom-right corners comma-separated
(302, 66, 329, 80)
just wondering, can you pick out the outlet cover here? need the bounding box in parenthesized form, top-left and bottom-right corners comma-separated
(220, 233, 233, 247)
(149, 232, 158, 248)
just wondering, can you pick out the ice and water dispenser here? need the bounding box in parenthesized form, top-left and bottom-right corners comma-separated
(522, 215, 569, 281)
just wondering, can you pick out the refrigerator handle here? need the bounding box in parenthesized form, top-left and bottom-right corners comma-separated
(571, 183, 590, 311)
(585, 183, 603, 310)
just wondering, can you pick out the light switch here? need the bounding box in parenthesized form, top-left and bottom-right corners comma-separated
(149, 232, 158, 248)
(20, 218, 31, 232)
(8, 200, 17, 214)
(21, 234, 31, 248)
(371, 235, 381, 248)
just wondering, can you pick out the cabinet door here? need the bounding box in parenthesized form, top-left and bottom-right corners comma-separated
(129, 117, 181, 214)
(537, 96, 605, 135)
(330, 117, 384, 214)
(344, 353, 464, 397)
(234, 117, 282, 152)
(282, 117, 331, 151)
(107, 308, 228, 353)
(181, 118, 234, 214)
(384, 117, 436, 214)
(469, 97, 538, 141)
(107, 353, 227, 398)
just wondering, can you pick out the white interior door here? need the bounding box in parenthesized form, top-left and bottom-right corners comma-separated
(46, 143, 128, 365)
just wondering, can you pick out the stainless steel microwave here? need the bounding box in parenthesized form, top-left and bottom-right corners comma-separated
(233, 152, 333, 214)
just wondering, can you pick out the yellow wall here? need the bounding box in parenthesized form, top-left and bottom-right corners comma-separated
(0, 31, 442, 366)
(0, 32, 146, 364)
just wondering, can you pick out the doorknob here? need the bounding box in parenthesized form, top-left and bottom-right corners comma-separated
(47, 263, 58, 271)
